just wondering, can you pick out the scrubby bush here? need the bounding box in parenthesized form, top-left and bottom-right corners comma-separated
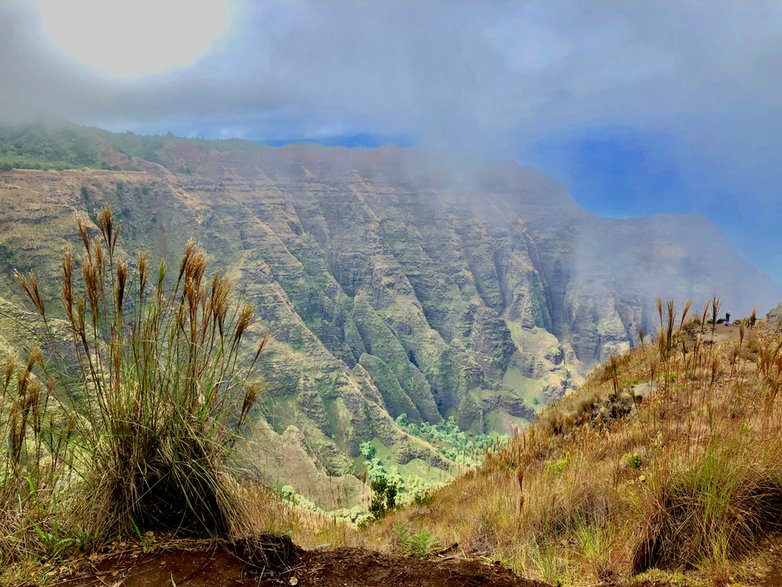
(393, 523, 440, 558)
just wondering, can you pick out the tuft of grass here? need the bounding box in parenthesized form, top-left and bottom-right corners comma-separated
(633, 442, 782, 572)
(393, 523, 440, 558)
(1, 204, 269, 564)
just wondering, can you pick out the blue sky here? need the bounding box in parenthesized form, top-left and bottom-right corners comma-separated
(521, 127, 782, 286)
(1, 1, 781, 284)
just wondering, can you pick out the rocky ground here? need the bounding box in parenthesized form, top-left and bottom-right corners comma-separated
(19, 533, 782, 586)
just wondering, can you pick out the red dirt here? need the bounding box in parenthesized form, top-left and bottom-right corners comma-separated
(47, 538, 548, 587)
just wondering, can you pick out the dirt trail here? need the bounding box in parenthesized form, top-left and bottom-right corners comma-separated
(48, 538, 548, 587)
(707, 321, 745, 343)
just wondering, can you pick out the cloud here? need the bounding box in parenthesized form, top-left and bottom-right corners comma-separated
(4, 1, 782, 146)
(2, 0, 782, 280)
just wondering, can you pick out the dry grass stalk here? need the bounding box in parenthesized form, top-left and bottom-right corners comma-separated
(1, 204, 270, 565)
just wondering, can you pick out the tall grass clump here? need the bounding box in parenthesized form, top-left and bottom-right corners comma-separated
(0, 348, 79, 564)
(8, 205, 266, 546)
(634, 442, 782, 572)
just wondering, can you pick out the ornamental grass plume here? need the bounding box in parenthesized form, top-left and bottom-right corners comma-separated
(3, 204, 267, 551)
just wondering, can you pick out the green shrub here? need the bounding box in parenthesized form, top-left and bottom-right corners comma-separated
(393, 523, 440, 558)
(624, 454, 643, 469)
(369, 475, 397, 520)
(413, 490, 435, 507)
(544, 453, 571, 477)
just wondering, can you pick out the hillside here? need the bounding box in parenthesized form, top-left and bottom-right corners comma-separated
(6, 302, 780, 586)
(368, 311, 782, 585)
(0, 122, 779, 509)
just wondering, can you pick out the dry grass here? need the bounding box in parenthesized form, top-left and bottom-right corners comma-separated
(0, 205, 299, 569)
(368, 302, 782, 585)
(235, 481, 358, 549)
(3, 208, 781, 586)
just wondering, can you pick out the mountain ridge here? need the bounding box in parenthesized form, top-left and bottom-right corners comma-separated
(0, 122, 779, 508)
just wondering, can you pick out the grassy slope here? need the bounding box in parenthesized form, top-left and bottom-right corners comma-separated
(366, 315, 782, 586)
(0, 120, 265, 171)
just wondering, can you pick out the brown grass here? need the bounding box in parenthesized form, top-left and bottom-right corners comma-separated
(367, 305, 782, 585)
(0, 205, 303, 569)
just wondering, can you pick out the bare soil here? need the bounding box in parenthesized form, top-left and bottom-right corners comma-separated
(46, 537, 548, 587)
(762, 539, 782, 587)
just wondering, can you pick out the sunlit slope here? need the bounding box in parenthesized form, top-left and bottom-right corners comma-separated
(369, 314, 782, 585)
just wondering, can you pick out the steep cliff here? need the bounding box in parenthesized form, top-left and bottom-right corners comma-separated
(0, 125, 778, 506)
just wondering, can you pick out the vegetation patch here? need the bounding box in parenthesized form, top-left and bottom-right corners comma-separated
(393, 523, 440, 558)
(0, 206, 267, 565)
(395, 414, 508, 467)
(633, 444, 782, 572)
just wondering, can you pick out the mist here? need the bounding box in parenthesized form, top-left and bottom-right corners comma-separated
(2, 0, 782, 282)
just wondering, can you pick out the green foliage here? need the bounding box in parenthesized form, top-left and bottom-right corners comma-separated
(355, 414, 507, 519)
(393, 523, 440, 558)
(357, 440, 445, 514)
(279, 484, 373, 527)
(413, 489, 435, 507)
(395, 414, 508, 466)
(573, 520, 611, 566)
(0, 121, 267, 172)
(369, 475, 397, 520)
(30, 518, 82, 562)
(359, 441, 376, 460)
(0, 122, 104, 169)
(624, 453, 643, 469)
(544, 453, 571, 477)
(280, 485, 322, 512)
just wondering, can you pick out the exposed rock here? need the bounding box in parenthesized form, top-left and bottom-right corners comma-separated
(768, 302, 782, 324)
(0, 134, 779, 507)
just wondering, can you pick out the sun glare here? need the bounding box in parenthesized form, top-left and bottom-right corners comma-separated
(35, 0, 230, 79)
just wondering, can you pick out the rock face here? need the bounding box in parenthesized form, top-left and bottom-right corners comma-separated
(0, 129, 779, 504)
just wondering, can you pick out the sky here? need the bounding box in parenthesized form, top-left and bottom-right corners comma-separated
(1, 0, 781, 284)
